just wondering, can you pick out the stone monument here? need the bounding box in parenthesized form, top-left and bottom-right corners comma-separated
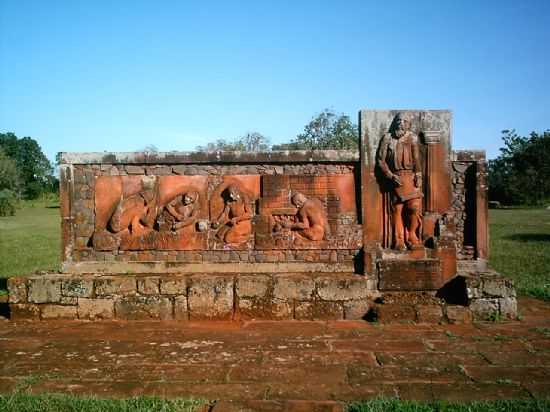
(7, 109, 517, 323)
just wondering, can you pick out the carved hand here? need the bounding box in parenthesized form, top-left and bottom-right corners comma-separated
(391, 174, 403, 187)
(414, 173, 422, 188)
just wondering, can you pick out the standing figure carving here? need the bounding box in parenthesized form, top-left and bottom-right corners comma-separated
(377, 113, 423, 250)
(213, 184, 253, 245)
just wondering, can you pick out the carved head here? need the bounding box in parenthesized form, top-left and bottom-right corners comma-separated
(183, 191, 198, 205)
(226, 184, 241, 201)
(291, 192, 307, 209)
(390, 113, 411, 139)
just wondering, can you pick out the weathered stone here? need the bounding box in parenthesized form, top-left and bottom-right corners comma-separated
(60, 296, 78, 305)
(62, 279, 93, 298)
(41, 305, 78, 319)
(499, 297, 518, 320)
(416, 305, 443, 324)
(469, 298, 499, 321)
(160, 277, 187, 295)
(187, 275, 234, 320)
(125, 165, 145, 174)
(174, 295, 188, 320)
(316, 276, 368, 301)
(446, 305, 473, 324)
(7, 277, 27, 303)
(238, 298, 292, 320)
(343, 300, 371, 320)
(114, 296, 172, 320)
(483, 278, 516, 298)
(137, 277, 160, 295)
(236, 275, 271, 299)
(78, 298, 114, 319)
(376, 304, 416, 324)
(295, 301, 343, 321)
(273, 275, 314, 301)
(95, 277, 136, 297)
(28, 277, 62, 303)
(10, 303, 40, 320)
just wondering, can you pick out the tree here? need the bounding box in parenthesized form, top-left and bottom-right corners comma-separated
(488, 129, 550, 205)
(196, 132, 270, 152)
(0, 148, 20, 216)
(272, 109, 358, 150)
(0, 132, 55, 199)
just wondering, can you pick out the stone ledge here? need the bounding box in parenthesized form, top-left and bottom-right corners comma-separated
(59, 150, 360, 165)
(61, 261, 356, 274)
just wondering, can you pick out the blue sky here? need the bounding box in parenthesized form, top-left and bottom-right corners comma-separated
(1, 0, 549, 162)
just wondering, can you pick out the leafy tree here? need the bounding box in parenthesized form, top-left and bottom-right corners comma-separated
(272, 109, 358, 150)
(0, 132, 55, 199)
(196, 132, 270, 152)
(488, 129, 550, 205)
(0, 148, 20, 192)
(0, 148, 20, 216)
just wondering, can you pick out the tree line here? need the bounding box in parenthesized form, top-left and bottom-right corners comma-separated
(2, 111, 547, 216)
(488, 129, 550, 206)
(0, 133, 58, 215)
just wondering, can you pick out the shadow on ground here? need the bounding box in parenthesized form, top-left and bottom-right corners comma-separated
(505, 234, 550, 242)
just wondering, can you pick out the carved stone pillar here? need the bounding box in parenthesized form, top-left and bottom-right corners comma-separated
(423, 130, 441, 213)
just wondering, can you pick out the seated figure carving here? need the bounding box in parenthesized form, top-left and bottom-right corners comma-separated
(276, 192, 327, 241)
(163, 191, 200, 232)
(212, 184, 253, 245)
(109, 189, 158, 236)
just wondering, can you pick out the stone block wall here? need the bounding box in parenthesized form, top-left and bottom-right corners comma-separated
(7, 273, 378, 321)
(450, 150, 488, 269)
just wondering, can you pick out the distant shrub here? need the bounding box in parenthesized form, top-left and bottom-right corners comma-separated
(0, 189, 18, 216)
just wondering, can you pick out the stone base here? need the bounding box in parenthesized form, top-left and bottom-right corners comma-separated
(7, 270, 516, 323)
(373, 270, 518, 323)
(7, 272, 378, 321)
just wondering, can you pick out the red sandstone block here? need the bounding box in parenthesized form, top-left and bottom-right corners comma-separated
(187, 275, 234, 320)
(376, 304, 417, 324)
(77, 298, 114, 319)
(416, 305, 444, 324)
(41, 304, 78, 319)
(114, 296, 172, 320)
(378, 259, 443, 291)
(446, 305, 473, 324)
(10, 303, 40, 320)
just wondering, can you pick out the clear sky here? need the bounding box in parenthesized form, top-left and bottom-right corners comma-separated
(1, 0, 549, 162)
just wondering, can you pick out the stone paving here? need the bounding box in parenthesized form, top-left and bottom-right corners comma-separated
(1, 297, 549, 411)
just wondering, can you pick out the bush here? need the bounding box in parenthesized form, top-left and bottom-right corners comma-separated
(0, 189, 18, 216)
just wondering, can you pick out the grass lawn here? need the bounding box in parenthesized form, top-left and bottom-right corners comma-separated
(0, 395, 548, 412)
(348, 399, 550, 411)
(0, 394, 204, 412)
(0, 201, 60, 279)
(489, 208, 550, 301)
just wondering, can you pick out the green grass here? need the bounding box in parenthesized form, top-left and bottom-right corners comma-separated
(0, 393, 204, 412)
(348, 399, 550, 411)
(0, 201, 61, 278)
(489, 208, 550, 301)
(0, 396, 548, 412)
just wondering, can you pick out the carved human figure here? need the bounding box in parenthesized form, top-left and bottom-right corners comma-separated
(377, 113, 423, 250)
(280, 192, 327, 241)
(213, 184, 253, 245)
(109, 189, 158, 236)
(164, 191, 200, 231)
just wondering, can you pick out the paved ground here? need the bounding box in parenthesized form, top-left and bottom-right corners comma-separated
(1, 297, 549, 410)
